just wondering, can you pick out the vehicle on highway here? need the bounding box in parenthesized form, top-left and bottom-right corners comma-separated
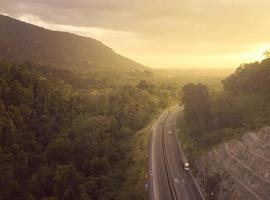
(182, 156, 190, 171)
(184, 162, 190, 171)
(168, 130, 172, 135)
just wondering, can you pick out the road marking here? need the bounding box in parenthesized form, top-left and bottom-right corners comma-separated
(174, 177, 180, 184)
(151, 113, 168, 200)
(151, 107, 205, 200)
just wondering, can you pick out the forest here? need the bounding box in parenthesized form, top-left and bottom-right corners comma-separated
(0, 14, 235, 200)
(1, 1, 270, 198)
(0, 57, 230, 200)
(0, 60, 176, 200)
(180, 57, 270, 162)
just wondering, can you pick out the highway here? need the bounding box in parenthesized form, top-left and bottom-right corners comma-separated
(148, 106, 204, 200)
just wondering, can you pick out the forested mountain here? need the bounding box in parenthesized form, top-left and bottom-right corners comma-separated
(222, 58, 270, 95)
(0, 14, 232, 200)
(177, 57, 270, 199)
(180, 58, 270, 161)
(0, 14, 145, 71)
(0, 60, 171, 200)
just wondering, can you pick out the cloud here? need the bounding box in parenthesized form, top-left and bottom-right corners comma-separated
(17, 14, 136, 41)
(1, 0, 270, 68)
(1, 0, 270, 44)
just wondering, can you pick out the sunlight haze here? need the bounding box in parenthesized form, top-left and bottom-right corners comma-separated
(1, 1, 270, 199)
(1, 0, 270, 68)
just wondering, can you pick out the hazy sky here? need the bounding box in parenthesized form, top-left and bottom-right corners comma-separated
(1, 0, 270, 68)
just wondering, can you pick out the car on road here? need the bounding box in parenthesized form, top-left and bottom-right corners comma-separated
(168, 130, 172, 135)
(184, 162, 190, 171)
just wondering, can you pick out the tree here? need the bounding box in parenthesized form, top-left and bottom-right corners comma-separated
(263, 50, 270, 58)
(28, 166, 55, 199)
(181, 83, 210, 139)
(54, 165, 83, 200)
(0, 60, 170, 200)
(45, 138, 72, 165)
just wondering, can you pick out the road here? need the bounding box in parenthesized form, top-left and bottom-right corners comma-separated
(148, 106, 204, 200)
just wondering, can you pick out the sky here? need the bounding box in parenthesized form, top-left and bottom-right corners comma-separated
(1, 0, 270, 69)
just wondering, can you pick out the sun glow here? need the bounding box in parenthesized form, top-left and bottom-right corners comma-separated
(4, 0, 270, 70)
(243, 43, 270, 62)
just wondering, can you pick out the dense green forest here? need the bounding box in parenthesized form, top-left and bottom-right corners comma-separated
(0, 60, 229, 200)
(0, 60, 175, 200)
(0, 14, 232, 200)
(180, 58, 270, 162)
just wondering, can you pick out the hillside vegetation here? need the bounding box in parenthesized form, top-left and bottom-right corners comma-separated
(0, 15, 232, 200)
(180, 58, 270, 163)
(0, 60, 172, 200)
(0, 15, 144, 72)
(0, 59, 229, 200)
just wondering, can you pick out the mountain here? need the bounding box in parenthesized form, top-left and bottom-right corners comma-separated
(0, 14, 145, 71)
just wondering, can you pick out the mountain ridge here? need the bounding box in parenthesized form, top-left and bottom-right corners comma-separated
(0, 14, 146, 71)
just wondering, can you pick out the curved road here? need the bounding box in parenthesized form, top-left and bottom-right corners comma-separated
(148, 106, 204, 200)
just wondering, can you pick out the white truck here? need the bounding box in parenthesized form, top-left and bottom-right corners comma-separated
(184, 162, 190, 171)
(182, 156, 190, 171)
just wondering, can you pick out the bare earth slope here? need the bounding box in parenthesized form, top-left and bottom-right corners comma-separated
(197, 127, 270, 200)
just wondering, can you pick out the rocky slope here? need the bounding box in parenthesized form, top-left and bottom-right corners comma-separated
(197, 127, 270, 200)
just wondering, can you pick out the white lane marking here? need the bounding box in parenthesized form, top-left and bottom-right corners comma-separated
(174, 177, 180, 184)
(151, 121, 160, 200)
(150, 109, 173, 200)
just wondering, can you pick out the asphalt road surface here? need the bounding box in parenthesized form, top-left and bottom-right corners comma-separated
(148, 106, 204, 200)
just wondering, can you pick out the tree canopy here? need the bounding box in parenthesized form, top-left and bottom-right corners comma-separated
(181, 57, 270, 152)
(0, 60, 171, 200)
